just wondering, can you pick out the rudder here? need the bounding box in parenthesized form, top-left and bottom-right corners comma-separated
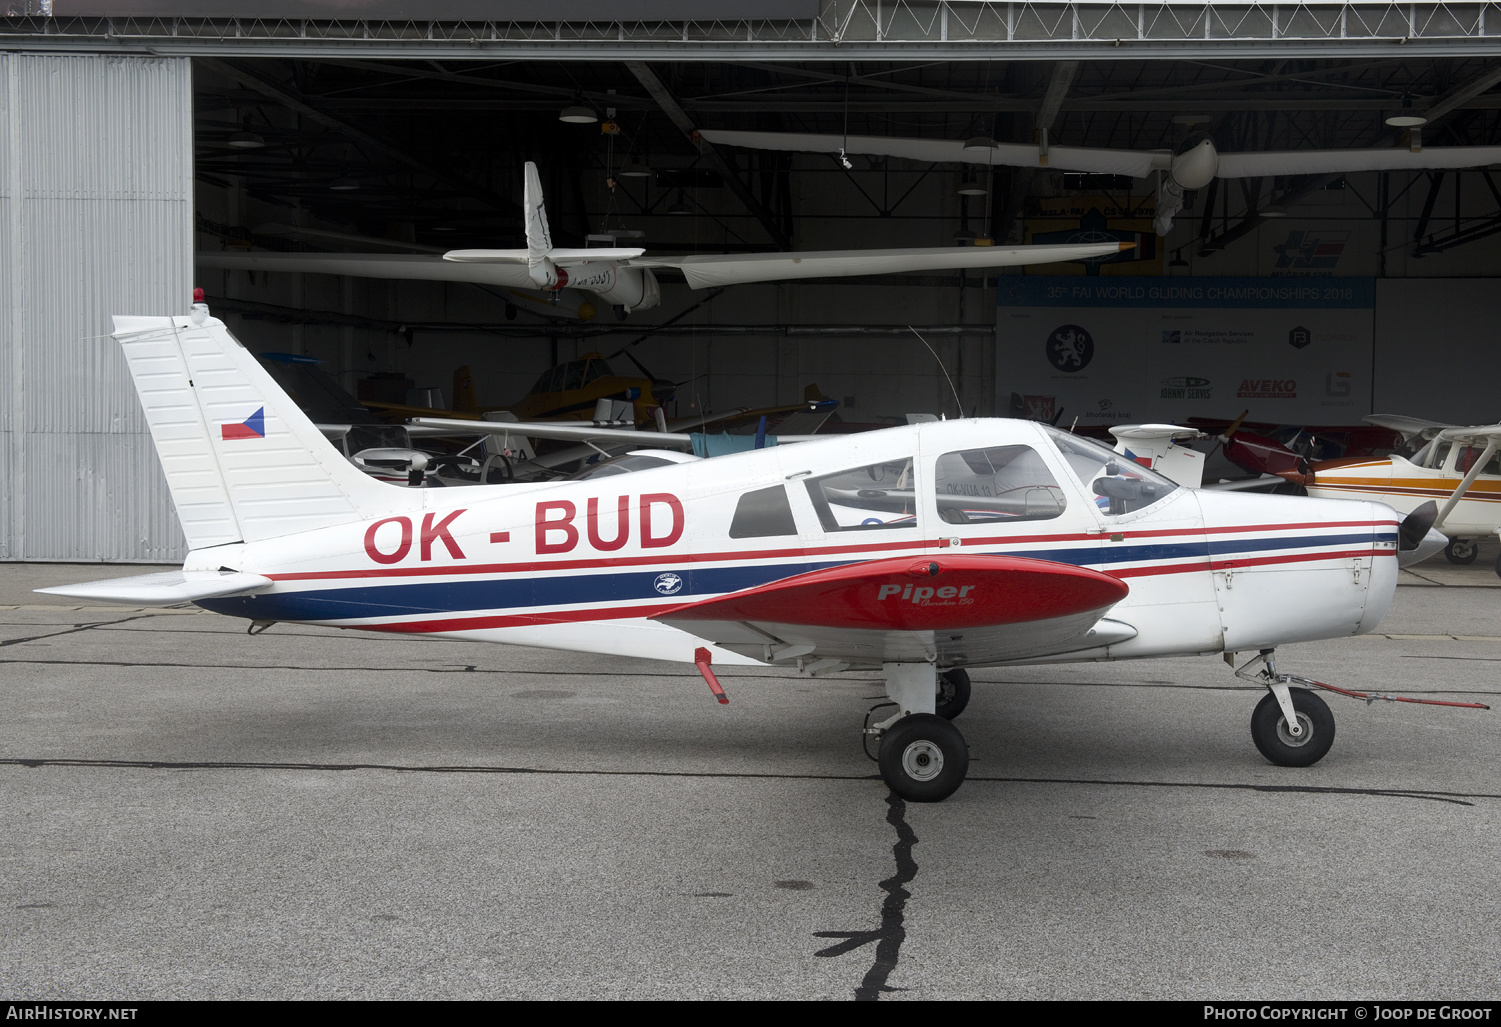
(113, 303, 416, 549)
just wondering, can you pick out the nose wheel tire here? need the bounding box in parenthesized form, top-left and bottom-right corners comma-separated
(1251, 688, 1335, 768)
(936, 668, 971, 720)
(877, 713, 969, 803)
(1445, 538, 1479, 565)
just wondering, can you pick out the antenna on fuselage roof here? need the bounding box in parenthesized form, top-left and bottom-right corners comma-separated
(907, 325, 963, 420)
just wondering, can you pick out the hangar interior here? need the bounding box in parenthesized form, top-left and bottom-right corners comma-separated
(5, 3, 1501, 559)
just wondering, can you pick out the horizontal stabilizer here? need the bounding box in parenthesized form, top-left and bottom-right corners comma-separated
(36, 570, 273, 607)
(442, 247, 646, 264)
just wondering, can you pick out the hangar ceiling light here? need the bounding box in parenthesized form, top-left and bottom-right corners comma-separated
(1386, 95, 1428, 128)
(618, 157, 653, 178)
(227, 129, 264, 150)
(559, 104, 599, 124)
(962, 136, 998, 151)
(956, 175, 987, 196)
(329, 177, 361, 192)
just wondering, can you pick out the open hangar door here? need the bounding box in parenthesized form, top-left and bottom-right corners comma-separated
(194, 53, 1501, 447)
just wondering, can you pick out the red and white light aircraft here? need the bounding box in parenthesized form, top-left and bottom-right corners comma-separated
(43, 302, 1478, 801)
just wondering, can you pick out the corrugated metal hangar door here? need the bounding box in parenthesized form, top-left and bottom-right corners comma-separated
(0, 54, 191, 563)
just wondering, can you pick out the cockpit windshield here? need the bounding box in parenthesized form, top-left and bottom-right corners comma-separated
(1041, 425, 1181, 515)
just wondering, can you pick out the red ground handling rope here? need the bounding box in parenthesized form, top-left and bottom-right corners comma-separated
(1300, 676, 1491, 710)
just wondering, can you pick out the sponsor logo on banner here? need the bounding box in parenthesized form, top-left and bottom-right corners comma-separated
(1046, 324, 1094, 372)
(1157, 329, 1253, 345)
(1022, 395, 1057, 421)
(1237, 379, 1298, 399)
(1160, 376, 1212, 399)
(1325, 371, 1352, 398)
(1288, 325, 1312, 349)
(1272, 230, 1348, 274)
(1092, 398, 1134, 421)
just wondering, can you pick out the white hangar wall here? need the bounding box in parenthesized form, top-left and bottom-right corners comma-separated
(0, 54, 192, 562)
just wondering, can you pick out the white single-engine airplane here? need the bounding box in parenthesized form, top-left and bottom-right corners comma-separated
(698, 129, 1501, 236)
(42, 302, 1483, 801)
(199, 162, 1131, 316)
(1306, 416, 1501, 575)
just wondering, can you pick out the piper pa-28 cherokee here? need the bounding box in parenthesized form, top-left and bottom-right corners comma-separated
(42, 302, 1485, 802)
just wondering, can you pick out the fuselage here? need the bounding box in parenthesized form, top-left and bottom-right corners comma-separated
(1309, 449, 1501, 538)
(189, 419, 1401, 668)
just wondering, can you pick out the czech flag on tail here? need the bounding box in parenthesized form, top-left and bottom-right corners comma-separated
(221, 407, 265, 440)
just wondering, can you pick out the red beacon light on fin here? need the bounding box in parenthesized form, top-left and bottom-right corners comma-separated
(189, 287, 209, 325)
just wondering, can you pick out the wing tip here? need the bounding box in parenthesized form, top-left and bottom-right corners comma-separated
(1118, 242, 1136, 252)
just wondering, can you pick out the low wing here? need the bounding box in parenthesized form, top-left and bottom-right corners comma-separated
(199, 251, 538, 288)
(1216, 146, 1501, 178)
(633, 243, 1131, 289)
(36, 570, 273, 607)
(652, 554, 1134, 668)
(698, 129, 1165, 178)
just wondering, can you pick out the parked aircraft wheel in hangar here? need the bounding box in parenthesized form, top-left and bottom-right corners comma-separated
(936, 669, 972, 721)
(1445, 539, 1480, 565)
(1250, 688, 1336, 768)
(878, 713, 970, 803)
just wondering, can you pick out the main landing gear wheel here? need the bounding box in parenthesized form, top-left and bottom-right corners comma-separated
(877, 713, 969, 802)
(1445, 538, 1479, 565)
(1251, 688, 1335, 768)
(936, 668, 971, 720)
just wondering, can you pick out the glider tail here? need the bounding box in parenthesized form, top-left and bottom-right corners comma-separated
(112, 303, 413, 551)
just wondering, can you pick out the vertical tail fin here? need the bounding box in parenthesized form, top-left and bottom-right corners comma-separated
(113, 306, 418, 549)
(523, 161, 554, 289)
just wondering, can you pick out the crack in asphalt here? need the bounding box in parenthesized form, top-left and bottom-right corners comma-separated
(814, 790, 919, 1000)
(0, 615, 157, 648)
(0, 758, 1487, 805)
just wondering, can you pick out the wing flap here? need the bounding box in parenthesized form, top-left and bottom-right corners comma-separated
(36, 570, 273, 607)
(652, 554, 1131, 666)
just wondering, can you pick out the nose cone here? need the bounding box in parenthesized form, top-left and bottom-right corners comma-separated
(1170, 137, 1220, 191)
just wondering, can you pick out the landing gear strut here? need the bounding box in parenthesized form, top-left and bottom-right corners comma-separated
(1235, 650, 1336, 767)
(1445, 538, 1478, 565)
(866, 663, 970, 802)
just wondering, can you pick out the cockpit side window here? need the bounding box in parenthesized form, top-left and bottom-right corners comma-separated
(805, 458, 917, 531)
(933, 446, 1065, 524)
(1456, 445, 1501, 476)
(563, 360, 587, 391)
(1042, 426, 1180, 516)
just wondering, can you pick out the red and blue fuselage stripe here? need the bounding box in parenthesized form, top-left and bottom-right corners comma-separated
(196, 524, 1399, 626)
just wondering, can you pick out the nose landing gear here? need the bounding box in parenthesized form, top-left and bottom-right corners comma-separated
(1233, 648, 1490, 767)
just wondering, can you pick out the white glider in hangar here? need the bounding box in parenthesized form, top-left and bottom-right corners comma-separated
(696, 128, 1501, 236)
(198, 161, 1133, 317)
(41, 299, 1488, 802)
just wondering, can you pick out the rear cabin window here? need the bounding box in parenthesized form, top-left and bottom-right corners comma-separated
(805, 458, 917, 531)
(729, 485, 798, 539)
(1455, 445, 1501, 476)
(933, 446, 1065, 524)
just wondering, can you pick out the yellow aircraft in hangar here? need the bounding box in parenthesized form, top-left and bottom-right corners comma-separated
(1305, 416, 1501, 575)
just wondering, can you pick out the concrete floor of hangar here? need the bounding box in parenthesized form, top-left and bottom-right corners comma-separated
(0, 559, 1498, 1000)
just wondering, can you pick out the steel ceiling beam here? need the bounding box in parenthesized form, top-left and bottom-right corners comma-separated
(625, 61, 792, 250)
(199, 57, 524, 224)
